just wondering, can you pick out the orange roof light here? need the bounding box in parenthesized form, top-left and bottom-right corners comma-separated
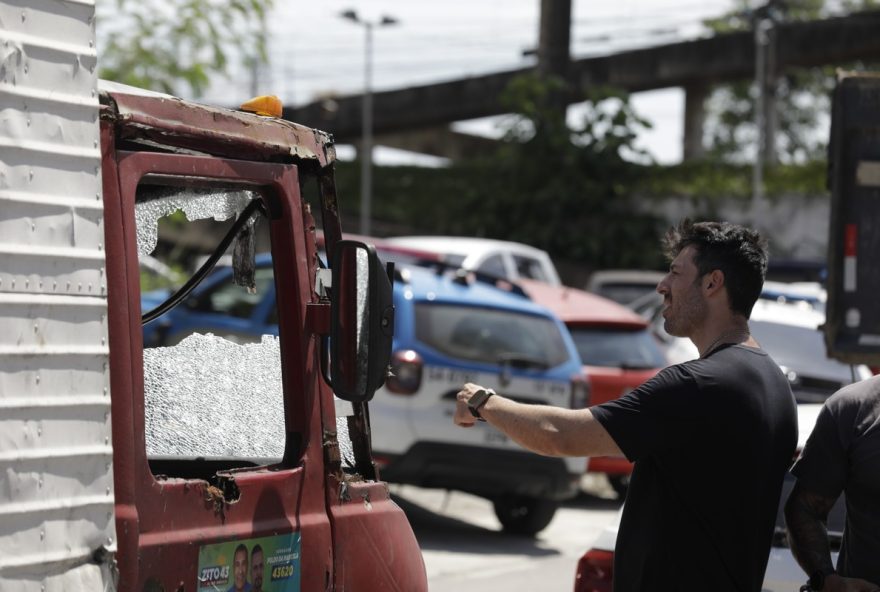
(240, 95, 283, 118)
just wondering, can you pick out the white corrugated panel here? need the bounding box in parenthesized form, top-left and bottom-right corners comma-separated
(0, 0, 115, 590)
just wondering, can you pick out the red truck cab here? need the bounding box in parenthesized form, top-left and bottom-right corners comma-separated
(100, 86, 427, 591)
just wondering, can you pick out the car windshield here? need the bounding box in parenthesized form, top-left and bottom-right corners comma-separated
(596, 283, 658, 306)
(513, 254, 550, 282)
(569, 326, 667, 369)
(414, 303, 570, 368)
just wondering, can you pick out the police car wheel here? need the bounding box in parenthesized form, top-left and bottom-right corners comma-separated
(492, 495, 558, 537)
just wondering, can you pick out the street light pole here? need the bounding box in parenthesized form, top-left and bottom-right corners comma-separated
(752, 18, 770, 218)
(361, 21, 373, 237)
(341, 10, 398, 237)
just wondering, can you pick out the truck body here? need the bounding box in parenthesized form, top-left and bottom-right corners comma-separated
(0, 2, 427, 590)
(825, 72, 880, 366)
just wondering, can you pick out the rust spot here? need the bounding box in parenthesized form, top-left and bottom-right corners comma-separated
(202, 474, 242, 520)
(323, 428, 341, 471)
(204, 484, 226, 515)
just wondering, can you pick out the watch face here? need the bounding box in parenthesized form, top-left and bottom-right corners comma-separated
(468, 389, 491, 418)
(471, 389, 488, 406)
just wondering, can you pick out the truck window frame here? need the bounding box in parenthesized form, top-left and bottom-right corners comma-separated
(108, 151, 315, 476)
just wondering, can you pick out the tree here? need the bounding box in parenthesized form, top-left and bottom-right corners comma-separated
(97, 0, 273, 97)
(702, 0, 877, 164)
(470, 75, 666, 269)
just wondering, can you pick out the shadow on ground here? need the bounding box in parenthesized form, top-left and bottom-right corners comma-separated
(563, 490, 623, 511)
(393, 493, 561, 557)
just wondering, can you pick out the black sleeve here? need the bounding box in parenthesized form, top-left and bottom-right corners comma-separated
(790, 402, 848, 499)
(590, 363, 704, 462)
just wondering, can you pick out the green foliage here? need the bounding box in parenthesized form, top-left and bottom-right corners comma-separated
(332, 154, 826, 274)
(634, 160, 827, 199)
(474, 76, 663, 268)
(98, 0, 273, 96)
(332, 75, 676, 272)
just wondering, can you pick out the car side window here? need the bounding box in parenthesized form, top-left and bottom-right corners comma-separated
(193, 267, 275, 318)
(476, 254, 506, 278)
(415, 303, 570, 368)
(513, 255, 549, 282)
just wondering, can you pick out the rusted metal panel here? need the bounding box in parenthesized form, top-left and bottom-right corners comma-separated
(328, 480, 428, 591)
(0, 0, 116, 590)
(99, 81, 336, 168)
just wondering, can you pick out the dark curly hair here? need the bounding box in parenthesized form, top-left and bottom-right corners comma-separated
(663, 219, 768, 318)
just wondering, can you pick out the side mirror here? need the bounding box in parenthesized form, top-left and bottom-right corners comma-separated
(330, 240, 394, 402)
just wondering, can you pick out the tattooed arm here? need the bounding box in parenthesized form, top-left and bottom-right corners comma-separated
(785, 482, 880, 592)
(784, 481, 837, 578)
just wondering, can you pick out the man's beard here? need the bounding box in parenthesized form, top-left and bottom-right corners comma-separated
(663, 287, 707, 337)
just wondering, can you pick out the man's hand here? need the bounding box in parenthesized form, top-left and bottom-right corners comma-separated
(453, 382, 483, 428)
(822, 574, 880, 592)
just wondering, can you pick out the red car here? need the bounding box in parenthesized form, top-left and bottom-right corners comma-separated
(315, 230, 444, 268)
(519, 280, 668, 496)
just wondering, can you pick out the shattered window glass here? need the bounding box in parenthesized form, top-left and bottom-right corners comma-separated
(145, 334, 285, 458)
(135, 180, 357, 473)
(135, 186, 255, 257)
(137, 182, 284, 470)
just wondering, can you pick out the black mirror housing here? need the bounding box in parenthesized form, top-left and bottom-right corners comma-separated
(330, 240, 394, 402)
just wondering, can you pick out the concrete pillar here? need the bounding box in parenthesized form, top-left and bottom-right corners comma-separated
(762, 23, 778, 165)
(683, 83, 710, 161)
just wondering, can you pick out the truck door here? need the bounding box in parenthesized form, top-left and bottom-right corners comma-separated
(102, 147, 332, 591)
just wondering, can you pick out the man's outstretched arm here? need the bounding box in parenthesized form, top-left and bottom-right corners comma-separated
(784, 481, 880, 592)
(454, 382, 622, 458)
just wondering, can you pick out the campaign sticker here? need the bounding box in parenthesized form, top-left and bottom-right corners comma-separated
(197, 532, 301, 592)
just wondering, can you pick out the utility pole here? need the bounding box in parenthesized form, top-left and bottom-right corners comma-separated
(250, 9, 269, 97)
(753, 18, 770, 214)
(762, 20, 778, 166)
(340, 10, 398, 237)
(536, 0, 571, 130)
(752, 1, 782, 220)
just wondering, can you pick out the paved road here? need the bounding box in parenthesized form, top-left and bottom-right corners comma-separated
(391, 478, 622, 591)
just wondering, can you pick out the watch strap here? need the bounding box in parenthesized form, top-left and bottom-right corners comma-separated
(807, 568, 835, 591)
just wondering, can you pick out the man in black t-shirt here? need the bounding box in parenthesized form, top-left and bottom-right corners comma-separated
(785, 376, 880, 592)
(454, 220, 797, 592)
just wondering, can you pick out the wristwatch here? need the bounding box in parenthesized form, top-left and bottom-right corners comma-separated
(467, 388, 496, 421)
(804, 568, 835, 591)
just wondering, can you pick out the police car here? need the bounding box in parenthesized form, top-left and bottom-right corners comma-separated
(371, 265, 587, 535)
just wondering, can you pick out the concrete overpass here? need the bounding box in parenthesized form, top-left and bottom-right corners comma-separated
(283, 10, 880, 161)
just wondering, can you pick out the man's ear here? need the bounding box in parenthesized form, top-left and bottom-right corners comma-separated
(704, 269, 724, 294)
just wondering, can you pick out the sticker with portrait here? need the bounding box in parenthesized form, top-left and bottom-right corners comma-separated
(197, 532, 301, 592)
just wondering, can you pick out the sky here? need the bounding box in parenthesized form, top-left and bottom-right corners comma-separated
(198, 0, 747, 165)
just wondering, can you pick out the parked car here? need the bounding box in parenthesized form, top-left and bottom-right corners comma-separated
(573, 404, 843, 592)
(372, 265, 587, 535)
(143, 257, 588, 536)
(585, 270, 665, 306)
(384, 235, 563, 286)
(749, 300, 871, 401)
(760, 280, 825, 312)
(639, 290, 872, 397)
(316, 230, 444, 268)
(518, 280, 667, 496)
(142, 253, 277, 346)
(142, 235, 443, 346)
